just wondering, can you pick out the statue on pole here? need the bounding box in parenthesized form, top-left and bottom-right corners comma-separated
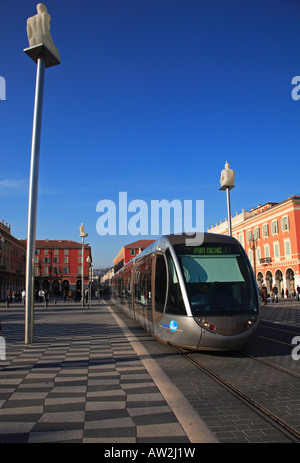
(26, 3, 60, 62)
(220, 161, 235, 188)
(24, 3, 60, 344)
(219, 161, 236, 236)
(80, 223, 88, 237)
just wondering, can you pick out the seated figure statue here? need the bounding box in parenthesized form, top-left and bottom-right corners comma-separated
(80, 223, 88, 237)
(27, 3, 60, 61)
(220, 161, 235, 188)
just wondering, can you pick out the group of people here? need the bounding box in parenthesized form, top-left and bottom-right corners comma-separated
(63, 289, 82, 302)
(34, 289, 49, 303)
(6, 289, 26, 304)
(259, 284, 300, 304)
(5, 288, 51, 304)
(62, 288, 92, 303)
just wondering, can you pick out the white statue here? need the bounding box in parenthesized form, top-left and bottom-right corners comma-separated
(80, 223, 88, 237)
(220, 161, 235, 188)
(27, 3, 60, 61)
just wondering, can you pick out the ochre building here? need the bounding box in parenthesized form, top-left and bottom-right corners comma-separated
(208, 195, 300, 296)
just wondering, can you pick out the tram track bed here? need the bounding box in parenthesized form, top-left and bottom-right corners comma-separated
(175, 347, 300, 443)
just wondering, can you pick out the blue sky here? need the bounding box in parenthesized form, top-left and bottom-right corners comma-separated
(1, 0, 300, 267)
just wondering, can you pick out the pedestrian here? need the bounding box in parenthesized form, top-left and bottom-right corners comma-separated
(285, 288, 289, 298)
(6, 289, 11, 303)
(22, 289, 26, 304)
(85, 288, 88, 304)
(297, 286, 300, 301)
(272, 285, 278, 303)
(261, 285, 268, 304)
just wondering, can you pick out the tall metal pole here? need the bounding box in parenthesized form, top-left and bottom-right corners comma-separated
(79, 223, 88, 308)
(82, 236, 85, 308)
(24, 2, 60, 344)
(219, 162, 235, 237)
(25, 56, 45, 344)
(226, 187, 232, 236)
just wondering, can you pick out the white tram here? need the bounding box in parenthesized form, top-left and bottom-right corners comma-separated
(111, 233, 259, 351)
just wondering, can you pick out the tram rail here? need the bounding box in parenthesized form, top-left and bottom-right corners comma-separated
(173, 345, 300, 443)
(238, 350, 300, 380)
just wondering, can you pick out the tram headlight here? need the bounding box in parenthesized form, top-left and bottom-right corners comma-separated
(244, 320, 254, 329)
(194, 318, 216, 332)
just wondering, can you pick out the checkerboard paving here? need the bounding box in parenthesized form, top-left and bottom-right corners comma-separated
(0, 303, 190, 443)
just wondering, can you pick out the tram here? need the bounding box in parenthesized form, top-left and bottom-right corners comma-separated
(111, 233, 260, 351)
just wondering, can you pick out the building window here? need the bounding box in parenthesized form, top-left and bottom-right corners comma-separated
(281, 216, 290, 232)
(78, 256, 82, 264)
(63, 267, 69, 274)
(284, 239, 291, 257)
(53, 257, 59, 264)
(54, 249, 59, 255)
(253, 227, 260, 240)
(248, 249, 253, 264)
(44, 249, 48, 255)
(53, 266, 60, 275)
(64, 257, 69, 264)
(237, 232, 243, 245)
(64, 249, 69, 255)
(44, 266, 49, 276)
(78, 248, 82, 255)
(246, 230, 252, 242)
(43, 257, 49, 264)
(35, 249, 40, 255)
(271, 220, 278, 234)
(130, 249, 136, 256)
(256, 247, 261, 262)
(273, 242, 280, 261)
(78, 267, 82, 275)
(264, 244, 270, 258)
(262, 224, 269, 238)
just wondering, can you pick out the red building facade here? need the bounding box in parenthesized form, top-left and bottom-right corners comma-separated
(113, 239, 155, 273)
(208, 195, 300, 296)
(0, 221, 26, 299)
(33, 240, 92, 296)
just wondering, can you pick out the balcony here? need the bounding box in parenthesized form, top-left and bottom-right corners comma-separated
(260, 257, 272, 265)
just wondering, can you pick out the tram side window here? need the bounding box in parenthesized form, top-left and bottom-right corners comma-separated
(118, 276, 124, 303)
(124, 269, 131, 304)
(155, 255, 167, 313)
(134, 267, 141, 302)
(165, 251, 186, 315)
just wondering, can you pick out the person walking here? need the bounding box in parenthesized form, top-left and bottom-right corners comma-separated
(272, 285, 278, 303)
(261, 285, 268, 304)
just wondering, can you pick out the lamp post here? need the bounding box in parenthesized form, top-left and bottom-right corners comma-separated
(86, 256, 92, 308)
(219, 162, 235, 236)
(79, 223, 88, 307)
(250, 235, 258, 282)
(24, 4, 60, 344)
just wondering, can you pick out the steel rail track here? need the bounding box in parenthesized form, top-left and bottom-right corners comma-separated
(173, 346, 300, 443)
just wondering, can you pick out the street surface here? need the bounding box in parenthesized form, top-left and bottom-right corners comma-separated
(0, 297, 299, 443)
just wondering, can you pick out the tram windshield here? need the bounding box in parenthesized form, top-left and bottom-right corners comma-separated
(174, 243, 258, 316)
